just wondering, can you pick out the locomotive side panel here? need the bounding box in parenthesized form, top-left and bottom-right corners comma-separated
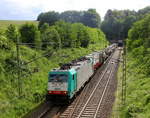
(76, 61, 93, 91)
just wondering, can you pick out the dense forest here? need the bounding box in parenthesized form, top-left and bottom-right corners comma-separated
(101, 6, 150, 41)
(37, 9, 101, 28)
(37, 6, 150, 42)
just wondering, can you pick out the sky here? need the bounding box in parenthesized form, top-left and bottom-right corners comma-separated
(0, 0, 150, 20)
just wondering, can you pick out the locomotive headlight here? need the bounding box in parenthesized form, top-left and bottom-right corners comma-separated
(63, 91, 67, 94)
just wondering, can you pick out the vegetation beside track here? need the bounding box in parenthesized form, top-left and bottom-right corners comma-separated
(112, 14, 150, 118)
(111, 50, 122, 118)
(0, 20, 107, 118)
(112, 52, 150, 118)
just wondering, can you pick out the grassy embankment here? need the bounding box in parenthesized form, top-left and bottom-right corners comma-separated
(112, 14, 150, 118)
(0, 40, 106, 118)
(112, 52, 150, 118)
(0, 20, 108, 118)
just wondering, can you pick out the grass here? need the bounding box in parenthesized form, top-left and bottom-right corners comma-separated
(0, 20, 38, 30)
(111, 50, 150, 118)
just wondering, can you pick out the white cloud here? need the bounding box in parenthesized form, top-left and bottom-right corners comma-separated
(1, 0, 150, 20)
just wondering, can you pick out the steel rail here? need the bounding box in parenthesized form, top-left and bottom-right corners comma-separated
(76, 59, 113, 118)
(93, 63, 117, 118)
(65, 52, 113, 118)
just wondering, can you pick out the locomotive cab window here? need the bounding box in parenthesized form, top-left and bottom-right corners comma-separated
(73, 74, 74, 80)
(49, 74, 68, 82)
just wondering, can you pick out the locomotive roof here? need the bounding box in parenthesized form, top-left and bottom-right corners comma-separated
(51, 56, 92, 72)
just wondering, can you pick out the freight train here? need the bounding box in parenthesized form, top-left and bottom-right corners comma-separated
(46, 44, 117, 102)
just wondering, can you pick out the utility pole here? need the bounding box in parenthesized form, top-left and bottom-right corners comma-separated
(15, 42, 54, 97)
(16, 36, 22, 97)
(122, 40, 127, 105)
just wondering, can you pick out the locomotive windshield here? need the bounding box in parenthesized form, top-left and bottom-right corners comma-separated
(49, 74, 68, 82)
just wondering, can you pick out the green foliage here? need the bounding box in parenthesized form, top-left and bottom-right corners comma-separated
(0, 35, 13, 50)
(39, 23, 49, 33)
(111, 11, 150, 118)
(41, 26, 61, 49)
(118, 54, 150, 118)
(82, 9, 101, 28)
(34, 31, 41, 49)
(0, 15, 105, 118)
(137, 6, 150, 20)
(19, 23, 40, 45)
(0, 20, 107, 118)
(53, 21, 104, 48)
(101, 6, 150, 41)
(101, 9, 137, 41)
(117, 12, 150, 118)
(38, 11, 59, 27)
(54, 21, 75, 48)
(0, 37, 106, 118)
(80, 28, 90, 48)
(5, 24, 18, 42)
(60, 10, 82, 23)
(128, 14, 150, 50)
(37, 9, 101, 28)
(9, 20, 105, 50)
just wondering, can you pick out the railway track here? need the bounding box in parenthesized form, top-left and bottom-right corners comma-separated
(38, 54, 112, 118)
(58, 49, 120, 118)
(24, 48, 120, 118)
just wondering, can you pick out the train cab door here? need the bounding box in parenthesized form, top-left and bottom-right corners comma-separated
(72, 74, 77, 92)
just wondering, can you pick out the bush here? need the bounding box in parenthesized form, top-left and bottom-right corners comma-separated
(0, 35, 12, 50)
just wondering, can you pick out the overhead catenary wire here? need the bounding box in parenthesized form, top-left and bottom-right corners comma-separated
(16, 37, 22, 97)
(18, 42, 54, 45)
(24, 52, 53, 65)
(16, 40, 55, 98)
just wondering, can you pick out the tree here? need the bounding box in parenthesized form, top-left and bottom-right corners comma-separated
(128, 14, 150, 50)
(37, 11, 59, 28)
(80, 28, 90, 48)
(127, 14, 150, 75)
(19, 23, 40, 47)
(60, 11, 82, 23)
(101, 9, 137, 41)
(137, 6, 150, 20)
(82, 9, 101, 28)
(71, 23, 85, 47)
(41, 27, 61, 49)
(101, 7, 150, 42)
(39, 23, 49, 33)
(5, 24, 18, 42)
(37, 9, 101, 29)
(54, 21, 76, 48)
(34, 31, 41, 49)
